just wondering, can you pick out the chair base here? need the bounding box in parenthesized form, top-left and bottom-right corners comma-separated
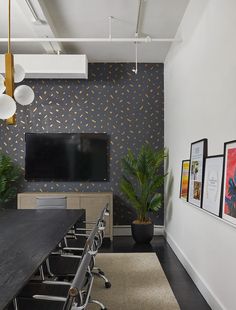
(92, 271, 111, 289)
(89, 298, 107, 310)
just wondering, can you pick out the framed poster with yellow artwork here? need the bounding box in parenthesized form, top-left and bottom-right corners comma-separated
(180, 160, 190, 201)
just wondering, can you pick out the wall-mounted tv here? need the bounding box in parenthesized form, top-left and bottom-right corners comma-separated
(25, 133, 109, 181)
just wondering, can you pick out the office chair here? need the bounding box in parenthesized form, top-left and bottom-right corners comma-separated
(66, 204, 109, 250)
(17, 252, 107, 310)
(48, 222, 100, 280)
(62, 205, 111, 288)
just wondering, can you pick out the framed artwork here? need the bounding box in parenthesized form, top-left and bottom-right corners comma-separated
(180, 160, 190, 201)
(222, 140, 236, 225)
(188, 139, 208, 207)
(202, 155, 224, 216)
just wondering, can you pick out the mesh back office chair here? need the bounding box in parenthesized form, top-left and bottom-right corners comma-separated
(63, 205, 111, 288)
(17, 251, 107, 310)
(16, 223, 107, 309)
(49, 223, 100, 279)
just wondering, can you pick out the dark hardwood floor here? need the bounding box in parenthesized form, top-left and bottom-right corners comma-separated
(101, 236, 211, 310)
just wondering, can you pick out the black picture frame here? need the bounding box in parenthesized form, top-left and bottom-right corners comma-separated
(179, 159, 190, 201)
(187, 138, 208, 208)
(202, 155, 224, 216)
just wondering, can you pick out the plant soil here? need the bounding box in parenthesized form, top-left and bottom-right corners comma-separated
(133, 220, 152, 225)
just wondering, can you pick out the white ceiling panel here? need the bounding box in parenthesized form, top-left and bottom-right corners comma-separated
(0, 0, 190, 62)
(42, 0, 138, 38)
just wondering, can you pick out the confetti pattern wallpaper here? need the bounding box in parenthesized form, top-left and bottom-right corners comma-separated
(0, 63, 164, 225)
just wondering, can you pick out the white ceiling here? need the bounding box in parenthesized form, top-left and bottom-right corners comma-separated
(0, 0, 190, 62)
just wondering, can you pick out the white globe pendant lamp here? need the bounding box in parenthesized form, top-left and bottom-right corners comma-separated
(14, 85, 35, 106)
(0, 94, 16, 119)
(0, 0, 35, 124)
(14, 64, 25, 83)
(0, 74, 6, 94)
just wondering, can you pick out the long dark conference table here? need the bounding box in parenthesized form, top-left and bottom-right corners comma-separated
(0, 209, 84, 309)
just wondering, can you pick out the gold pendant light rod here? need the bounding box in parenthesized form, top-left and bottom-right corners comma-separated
(5, 0, 16, 125)
(8, 0, 11, 53)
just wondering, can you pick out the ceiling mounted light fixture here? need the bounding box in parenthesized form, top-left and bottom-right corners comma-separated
(0, 0, 35, 125)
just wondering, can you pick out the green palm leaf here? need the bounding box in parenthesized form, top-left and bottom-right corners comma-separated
(149, 193, 162, 213)
(0, 153, 21, 205)
(120, 176, 141, 210)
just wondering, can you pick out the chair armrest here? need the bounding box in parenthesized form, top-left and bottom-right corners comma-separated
(74, 233, 90, 237)
(50, 251, 63, 255)
(63, 247, 84, 251)
(65, 234, 76, 239)
(33, 295, 67, 302)
(43, 280, 71, 286)
(61, 254, 82, 259)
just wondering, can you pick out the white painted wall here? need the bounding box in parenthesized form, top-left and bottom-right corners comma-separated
(164, 1, 236, 309)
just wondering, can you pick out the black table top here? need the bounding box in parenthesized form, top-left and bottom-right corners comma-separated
(0, 209, 84, 309)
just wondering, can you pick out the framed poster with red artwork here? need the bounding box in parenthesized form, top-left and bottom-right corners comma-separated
(222, 140, 236, 225)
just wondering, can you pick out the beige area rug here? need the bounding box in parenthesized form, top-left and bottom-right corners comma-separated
(87, 253, 180, 310)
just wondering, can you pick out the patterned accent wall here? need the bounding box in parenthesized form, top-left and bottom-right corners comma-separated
(0, 63, 164, 225)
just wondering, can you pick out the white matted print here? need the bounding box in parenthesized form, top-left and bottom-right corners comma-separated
(188, 139, 208, 207)
(202, 156, 223, 216)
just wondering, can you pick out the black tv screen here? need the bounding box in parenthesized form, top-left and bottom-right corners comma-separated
(25, 133, 109, 181)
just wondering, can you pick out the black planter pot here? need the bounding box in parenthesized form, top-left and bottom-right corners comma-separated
(131, 222, 154, 244)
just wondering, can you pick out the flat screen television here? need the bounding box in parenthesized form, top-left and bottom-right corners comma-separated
(25, 133, 109, 181)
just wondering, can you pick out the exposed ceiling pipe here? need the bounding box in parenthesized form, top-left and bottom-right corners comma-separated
(132, 42, 138, 75)
(25, 0, 44, 25)
(108, 16, 113, 39)
(132, 0, 143, 74)
(135, 0, 143, 37)
(17, 0, 63, 54)
(0, 37, 179, 43)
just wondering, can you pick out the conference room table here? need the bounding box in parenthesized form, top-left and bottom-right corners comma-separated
(0, 209, 85, 309)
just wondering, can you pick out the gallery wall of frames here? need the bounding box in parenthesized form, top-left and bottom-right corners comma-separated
(180, 138, 236, 226)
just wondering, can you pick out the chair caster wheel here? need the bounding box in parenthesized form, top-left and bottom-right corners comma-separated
(105, 282, 111, 289)
(102, 308, 107, 310)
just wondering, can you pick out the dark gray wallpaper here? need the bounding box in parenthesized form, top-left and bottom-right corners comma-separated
(0, 63, 164, 225)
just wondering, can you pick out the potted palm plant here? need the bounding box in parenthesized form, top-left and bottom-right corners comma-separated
(0, 152, 21, 209)
(120, 145, 166, 243)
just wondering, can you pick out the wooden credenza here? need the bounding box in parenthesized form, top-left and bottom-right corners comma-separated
(17, 192, 113, 240)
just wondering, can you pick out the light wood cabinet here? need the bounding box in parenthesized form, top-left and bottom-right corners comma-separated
(17, 192, 113, 240)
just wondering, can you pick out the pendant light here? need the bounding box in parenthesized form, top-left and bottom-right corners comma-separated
(0, 0, 35, 125)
